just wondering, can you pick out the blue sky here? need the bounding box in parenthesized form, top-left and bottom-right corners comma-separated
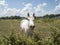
(6, 0, 59, 10)
(0, 0, 60, 17)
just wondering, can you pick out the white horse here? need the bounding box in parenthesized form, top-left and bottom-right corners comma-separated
(20, 13, 35, 36)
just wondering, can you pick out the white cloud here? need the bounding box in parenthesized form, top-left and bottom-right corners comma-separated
(20, 3, 48, 17)
(24, 3, 32, 7)
(1, 3, 47, 17)
(1, 2, 59, 17)
(20, 3, 33, 17)
(0, 2, 60, 17)
(54, 3, 60, 11)
(55, 0, 58, 2)
(0, 0, 60, 17)
(34, 3, 47, 12)
(0, 8, 20, 17)
(44, 3, 60, 15)
(34, 3, 47, 16)
(0, 0, 8, 7)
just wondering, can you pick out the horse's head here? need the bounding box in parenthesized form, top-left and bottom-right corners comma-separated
(27, 13, 35, 30)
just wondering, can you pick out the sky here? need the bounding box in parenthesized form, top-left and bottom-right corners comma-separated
(0, 0, 60, 17)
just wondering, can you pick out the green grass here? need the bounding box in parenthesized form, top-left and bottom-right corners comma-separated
(0, 18, 60, 45)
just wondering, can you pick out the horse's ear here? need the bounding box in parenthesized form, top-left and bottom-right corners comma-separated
(27, 13, 29, 17)
(33, 13, 35, 16)
(33, 13, 36, 18)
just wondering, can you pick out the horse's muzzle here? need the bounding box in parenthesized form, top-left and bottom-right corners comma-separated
(30, 25, 35, 30)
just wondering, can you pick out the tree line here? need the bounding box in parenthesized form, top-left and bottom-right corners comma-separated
(0, 14, 60, 19)
(0, 16, 21, 19)
(43, 14, 60, 18)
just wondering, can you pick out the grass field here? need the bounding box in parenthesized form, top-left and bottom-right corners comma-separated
(0, 18, 60, 45)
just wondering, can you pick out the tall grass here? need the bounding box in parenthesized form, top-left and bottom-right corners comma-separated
(0, 18, 60, 45)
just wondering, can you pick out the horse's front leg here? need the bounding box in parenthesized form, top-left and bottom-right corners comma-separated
(21, 29, 24, 37)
